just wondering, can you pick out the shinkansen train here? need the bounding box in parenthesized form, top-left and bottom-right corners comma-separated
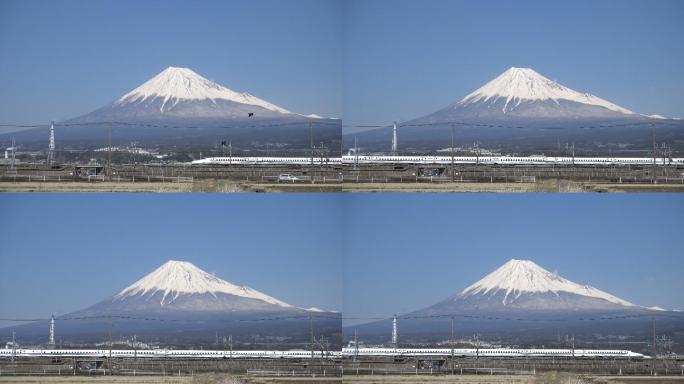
(0, 348, 645, 359)
(0, 349, 335, 359)
(341, 347, 645, 359)
(191, 157, 342, 165)
(189, 155, 684, 166)
(341, 155, 684, 166)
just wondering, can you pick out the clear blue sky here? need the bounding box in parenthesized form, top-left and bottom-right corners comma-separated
(342, 194, 684, 326)
(0, 0, 342, 128)
(0, 194, 342, 326)
(2, 0, 682, 132)
(343, 0, 684, 131)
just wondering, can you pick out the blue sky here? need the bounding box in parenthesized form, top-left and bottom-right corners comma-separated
(0, 0, 342, 127)
(0, 194, 342, 326)
(1, 0, 682, 132)
(343, 0, 684, 131)
(342, 194, 684, 326)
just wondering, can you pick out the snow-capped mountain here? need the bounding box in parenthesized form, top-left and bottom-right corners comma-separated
(2, 66, 341, 152)
(75, 67, 305, 121)
(418, 259, 638, 313)
(457, 259, 633, 308)
(346, 67, 684, 154)
(112, 260, 292, 309)
(455, 67, 633, 117)
(346, 259, 683, 348)
(73, 260, 322, 314)
(4, 260, 341, 346)
(114, 67, 292, 115)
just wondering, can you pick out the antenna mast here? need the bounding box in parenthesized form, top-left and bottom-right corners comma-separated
(49, 314, 55, 348)
(391, 121, 398, 154)
(48, 121, 55, 167)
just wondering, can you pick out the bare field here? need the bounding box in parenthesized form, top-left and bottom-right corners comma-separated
(341, 374, 684, 384)
(0, 180, 342, 193)
(0, 373, 341, 384)
(2, 179, 683, 193)
(342, 180, 684, 193)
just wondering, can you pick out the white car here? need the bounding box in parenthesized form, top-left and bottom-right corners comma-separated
(278, 174, 300, 182)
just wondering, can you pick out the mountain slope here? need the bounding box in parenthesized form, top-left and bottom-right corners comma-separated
(346, 67, 683, 154)
(112, 260, 292, 308)
(115, 67, 292, 115)
(346, 259, 682, 349)
(4, 261, 341, 346)
(456, 67, 633, 116)
(78, 67, 298, 121)
(457, 259, 633, 308)
(2, 67, 341, 152)
(419, 259, 636, 313)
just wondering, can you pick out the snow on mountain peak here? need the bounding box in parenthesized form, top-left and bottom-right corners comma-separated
(459, 259, 634, 307)
(458, 67, 633, 115)
(114, 260, 292, 308)
(114, 66, 292, 114)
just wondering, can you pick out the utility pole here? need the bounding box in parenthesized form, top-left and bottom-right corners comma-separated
(652, 123, 657, 184)
(353, 329, 358, 362)
(229, 334, 233, 359)
(354, 136, 358, 170)
(107, 126, 112, 178)
(229, 141, 232, 165)
(451, 316, 455, 375)
(310, 122, 314, 166)
(108, 315, 112, 375)
(652, 315, 657, 372)
(11, 330, 15, 363)
(310, 315, 315, 359)
(572, 335, 575, 357)
(133, 334, 137, 360)
(10, 136, 16, 171)
(451, 124, 455, 183)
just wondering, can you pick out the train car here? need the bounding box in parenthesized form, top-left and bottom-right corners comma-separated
(340, 347, 645, 359)
(0, 349, 337, 360)
(191, 157, 342, 166)
(341, 155, 684, 166)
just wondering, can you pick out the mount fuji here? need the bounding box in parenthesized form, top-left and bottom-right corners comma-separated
(348, 67, 683, 154)
(5, 67, 341, 153)
(6, 261, 341, 347)
(421, 259, 637, 313)
(348, 259, 684, 351)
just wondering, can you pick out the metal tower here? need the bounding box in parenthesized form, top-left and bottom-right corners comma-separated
(391, 121, 398, 153)
(47, 121, 56, 166)
(48, 314, 55, 347)
(391, 314, 398, 346)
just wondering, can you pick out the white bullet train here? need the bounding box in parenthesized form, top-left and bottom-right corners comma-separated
(341, 155, 684, 166)
(0, 349, 334, 359)
(191, 157, 342, 165)
(1, 348, 645, 359)
(341, 347, 645, 359)
(189, 155, 684, 166)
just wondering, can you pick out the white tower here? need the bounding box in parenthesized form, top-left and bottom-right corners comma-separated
(48, 121, 56, 166)
(391, 314, 397, 346)
(391, 121, 398, 153)
(48, 314, 55, 347)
